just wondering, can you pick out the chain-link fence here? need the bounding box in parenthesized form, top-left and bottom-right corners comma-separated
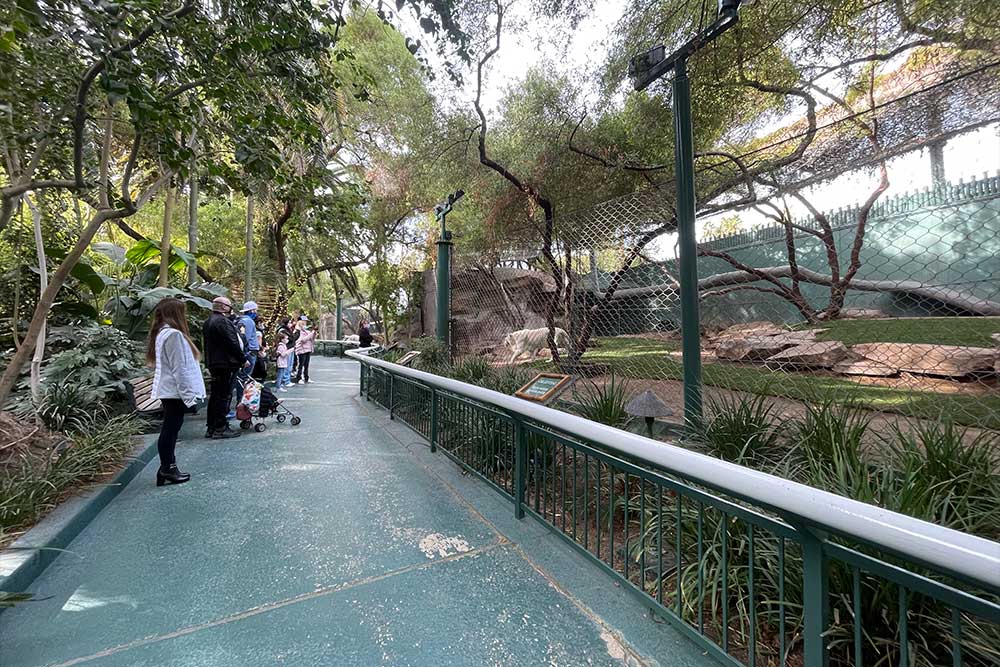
(434, 55, 1000, 434)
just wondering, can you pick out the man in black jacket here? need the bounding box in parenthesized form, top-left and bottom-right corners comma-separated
(202, 297, 245, 439)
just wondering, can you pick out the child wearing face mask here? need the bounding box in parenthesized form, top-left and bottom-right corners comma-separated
(292, 316, 316, 384)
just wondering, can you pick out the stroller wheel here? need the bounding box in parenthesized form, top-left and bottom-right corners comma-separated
(240, 420, 252, 430)
(276, 414, 286, 423)
(291, 416, 301, 426)
(254, 423, 266, 433)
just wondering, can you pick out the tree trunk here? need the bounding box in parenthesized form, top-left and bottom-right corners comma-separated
(270, 200, 294, 291)
(244, 194, 254, 301)
(25, 195, 47, 405)
(157, 187, 176, 287)
(594, 266, 1000, 316)
(570, 221, 674, 362)
(187, 171, 199, 284)
(0, 208, 129, 408)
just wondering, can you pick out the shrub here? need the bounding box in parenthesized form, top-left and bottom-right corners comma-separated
(793, 399, 869, 473)
(571, 374, 632, 428)
(411, 337, 451, 374)
(450, 357, 493, 386)
(32, 379, 100, 432)
(486, 365, 536, 395)
(692, 393, 789, 466)
(42, 323, 144, 400)
(884, 420, 999, 540)
(0, 409, 145, 534)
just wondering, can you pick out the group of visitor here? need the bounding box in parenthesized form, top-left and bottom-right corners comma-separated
(145, 296, 318, 487)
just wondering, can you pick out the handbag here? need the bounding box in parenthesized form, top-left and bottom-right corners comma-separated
(252, 354, 268, 380)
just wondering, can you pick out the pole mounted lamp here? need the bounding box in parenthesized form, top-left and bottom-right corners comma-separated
(435, 190, 464, 349)
(627, 0, 742, 429)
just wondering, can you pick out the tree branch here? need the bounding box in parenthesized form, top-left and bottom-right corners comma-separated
(72, 0, 197, 187)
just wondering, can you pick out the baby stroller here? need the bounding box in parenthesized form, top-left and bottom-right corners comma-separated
(235, 377, 301, 432)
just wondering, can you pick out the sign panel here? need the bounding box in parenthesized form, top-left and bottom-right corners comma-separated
(396, 350, 421, 367)
(515, 373, 572, 403)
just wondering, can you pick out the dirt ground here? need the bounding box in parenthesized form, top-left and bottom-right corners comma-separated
(0, 412, 60, 471)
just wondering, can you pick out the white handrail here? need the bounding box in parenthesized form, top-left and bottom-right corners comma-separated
(348, 348, 1000, 590)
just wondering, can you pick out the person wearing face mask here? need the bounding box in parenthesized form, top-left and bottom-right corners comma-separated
(292, 316, 316, 384)
(239, 301, 261, 375)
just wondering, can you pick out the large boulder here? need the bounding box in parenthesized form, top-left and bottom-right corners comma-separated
(851, 342, 996, 378)
(993, 333, 1000, 373)
(766, 341, 850, 368)
(832, 359, 899, 377)
(710, 321, 786, 341)
(715, 336, 798, 361)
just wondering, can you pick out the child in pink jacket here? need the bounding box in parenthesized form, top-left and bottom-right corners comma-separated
(275, 333, 292, 391)
(293, 319, 316, 384)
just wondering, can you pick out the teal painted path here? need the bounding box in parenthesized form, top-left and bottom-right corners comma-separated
(0, 358, 711, 667)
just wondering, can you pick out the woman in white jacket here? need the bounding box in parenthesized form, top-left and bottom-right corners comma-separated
(147, 298, 206, 486)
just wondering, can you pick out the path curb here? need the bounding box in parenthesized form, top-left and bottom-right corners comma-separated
(0, 436, 158, 604)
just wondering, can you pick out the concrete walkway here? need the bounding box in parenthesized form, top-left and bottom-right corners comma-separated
(0, 358, 709, 667)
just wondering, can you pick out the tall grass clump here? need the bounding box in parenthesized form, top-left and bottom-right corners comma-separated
(449, 357, 494, 386)
(1, 410, 145, 534)
(571, 374, 632, 428)
(692, 394, 791, 468)
(411, 337, 451, 374)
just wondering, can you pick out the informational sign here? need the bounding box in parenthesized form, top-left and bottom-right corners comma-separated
(396, 350, 421, 367)
(514, 373, 572, 404)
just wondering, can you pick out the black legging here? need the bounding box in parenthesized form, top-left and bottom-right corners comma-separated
(294, 352, 311, 382)
(157, 398, 186, 468)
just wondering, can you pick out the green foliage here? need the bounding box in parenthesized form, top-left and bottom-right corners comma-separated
(30, 380, 101, 433)
(411, 337, 451, 373)
(570, 374, 632, 428)
(449, 357, 493, 386)
(692, 393, 788, 466)
(39, 324, 144, 400)
(0, 410, 146, 535)
(485, 365, 537, 395)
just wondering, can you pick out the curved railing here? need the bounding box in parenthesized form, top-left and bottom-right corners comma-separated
(348, 348, 1000, 667)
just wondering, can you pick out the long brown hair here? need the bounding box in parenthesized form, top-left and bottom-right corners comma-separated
(146, 298, 200, 366)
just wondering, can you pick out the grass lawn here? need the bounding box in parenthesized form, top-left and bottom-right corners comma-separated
(806, 317, 1000, 347)
(581, 334, 1000, 430)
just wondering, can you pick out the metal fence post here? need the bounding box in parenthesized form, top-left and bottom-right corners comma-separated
(335, 292, 343, 340)
(430, 388, 438, 453)
(801, 528, 830, 667)
(388, 373, 395, 420)
(673, 57, 704, 428)
(513, 417, 526, 519)
(359, 363, 365, 397)
(436, 230, 452, 349)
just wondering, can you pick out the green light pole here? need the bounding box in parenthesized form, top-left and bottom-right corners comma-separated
(629, 0, 741, 428)
(435, 190, 464, 350)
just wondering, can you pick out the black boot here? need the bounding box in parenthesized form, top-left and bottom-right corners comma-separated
(156, 464, 191, 487)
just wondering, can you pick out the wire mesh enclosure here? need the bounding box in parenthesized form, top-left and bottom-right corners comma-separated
(431, 56, 1000, 435)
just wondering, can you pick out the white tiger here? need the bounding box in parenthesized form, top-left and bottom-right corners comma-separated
(502, 327, 571, 364)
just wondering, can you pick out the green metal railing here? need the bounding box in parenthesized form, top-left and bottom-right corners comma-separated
(353, 351, 1000, 667)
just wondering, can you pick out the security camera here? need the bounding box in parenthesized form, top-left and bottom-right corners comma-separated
(628, 45, 666, 80)
(718, 0, 740, 14)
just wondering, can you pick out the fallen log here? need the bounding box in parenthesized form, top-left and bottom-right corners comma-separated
(588, 266, 1000, 316)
